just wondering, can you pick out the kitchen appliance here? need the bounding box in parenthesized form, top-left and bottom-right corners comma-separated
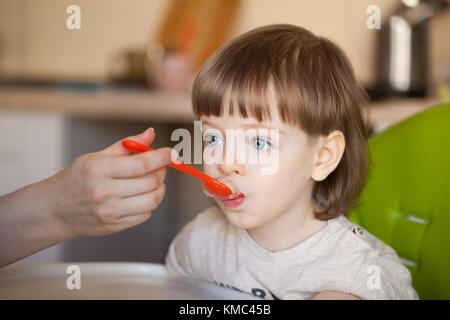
(376, 0, 449, 98)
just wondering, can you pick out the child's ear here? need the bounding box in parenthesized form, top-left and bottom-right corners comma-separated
(311, 130, 346, 181)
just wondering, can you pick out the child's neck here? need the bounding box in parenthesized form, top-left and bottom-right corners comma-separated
(246, 200, 327, 253)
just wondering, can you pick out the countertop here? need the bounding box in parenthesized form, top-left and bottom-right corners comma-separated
(0, 87, 442, 130)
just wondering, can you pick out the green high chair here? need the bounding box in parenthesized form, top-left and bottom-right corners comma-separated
(348, 103, 450, 300)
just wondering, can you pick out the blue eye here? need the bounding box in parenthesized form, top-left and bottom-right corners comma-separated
(251, 137, 271, 150)
(205, 134, 222, 146)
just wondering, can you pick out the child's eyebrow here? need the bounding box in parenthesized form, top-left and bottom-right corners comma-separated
(201, 120, 285, 136)
(241, 123, 285, 136)
(201, 120, 218, 128)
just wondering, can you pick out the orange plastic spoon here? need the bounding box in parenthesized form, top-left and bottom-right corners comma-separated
(122, 139, 243, 199)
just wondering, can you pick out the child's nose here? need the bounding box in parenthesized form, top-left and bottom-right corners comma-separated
(218, 160, 246, 177)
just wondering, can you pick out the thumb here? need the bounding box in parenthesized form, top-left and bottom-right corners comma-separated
(99, 127, 156, 156)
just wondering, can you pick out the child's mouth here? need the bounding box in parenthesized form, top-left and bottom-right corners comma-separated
(203, 177, 243, 199)
(217, 178, 245, 201)
(221, 193, 246, 209)
(203, 177, 246, 208)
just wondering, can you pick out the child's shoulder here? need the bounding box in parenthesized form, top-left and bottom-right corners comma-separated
(330, 215, 392, 252)
(327, 215, 418, 299)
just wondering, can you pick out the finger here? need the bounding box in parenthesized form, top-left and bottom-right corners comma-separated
(113, 167, 167, 198)
(99, 127, 156, 156)
(106, 147, 173, 178)
(116, 212, 153, 230)
(116, 182, 166, 218)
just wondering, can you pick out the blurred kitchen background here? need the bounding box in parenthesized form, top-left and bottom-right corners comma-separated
(0, 0, 449, 265)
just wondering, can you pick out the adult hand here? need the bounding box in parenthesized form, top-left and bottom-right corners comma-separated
(51, 127, 173, 236)
(0, 128, 173, 266)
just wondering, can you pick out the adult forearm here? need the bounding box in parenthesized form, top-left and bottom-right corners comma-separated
(0, 174, 74, 267)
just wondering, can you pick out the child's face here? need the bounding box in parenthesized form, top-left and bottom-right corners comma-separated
(200, 107, 322, 230)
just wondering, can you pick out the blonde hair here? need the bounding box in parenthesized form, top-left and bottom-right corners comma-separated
(192, 24, 370, 220)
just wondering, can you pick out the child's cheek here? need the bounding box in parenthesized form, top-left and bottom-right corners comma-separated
(252, 148, 281, 177)
(203, 164, 216, 176)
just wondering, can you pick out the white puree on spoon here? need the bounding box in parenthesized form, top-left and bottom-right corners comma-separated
(203, 178, 242, 199)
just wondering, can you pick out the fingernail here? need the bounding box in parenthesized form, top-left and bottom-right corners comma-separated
(144, 127, 154, 134)
(171, 148, 182, 165)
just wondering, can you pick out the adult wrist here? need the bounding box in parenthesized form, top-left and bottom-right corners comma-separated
(34, 171, 78, 242)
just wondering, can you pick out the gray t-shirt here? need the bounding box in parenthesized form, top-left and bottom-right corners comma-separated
(165, 206, 419, 300)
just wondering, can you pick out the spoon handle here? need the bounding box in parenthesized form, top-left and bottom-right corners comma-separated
(121, 139, 209, 182)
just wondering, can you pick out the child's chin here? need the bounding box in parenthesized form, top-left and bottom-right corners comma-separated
(222, 211, 259, 229)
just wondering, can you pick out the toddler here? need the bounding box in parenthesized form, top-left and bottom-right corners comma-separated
(165, 24, 418, 300)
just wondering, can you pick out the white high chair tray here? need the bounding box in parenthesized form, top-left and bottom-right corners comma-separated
(0, 262, 256, 300)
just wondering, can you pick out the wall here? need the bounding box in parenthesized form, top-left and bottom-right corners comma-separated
(0, 0, 449, 87)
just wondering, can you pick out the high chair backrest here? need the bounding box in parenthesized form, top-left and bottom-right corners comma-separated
(348, 103, 450, 300)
